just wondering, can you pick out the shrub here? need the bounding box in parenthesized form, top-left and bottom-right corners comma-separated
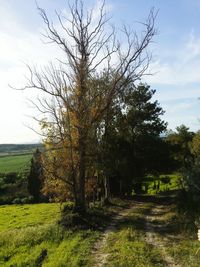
(4, 172, 18, 184)
(21, 197, 33, 204)
(12, 198, 22, 204)
(162, 176, 171, 184)
(59, 205, 110, 230)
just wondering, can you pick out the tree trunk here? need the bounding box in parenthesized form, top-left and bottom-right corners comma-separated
(74, 131, 86, 214)
(102, 176, 110, 205)
(119, 179, 122, 196)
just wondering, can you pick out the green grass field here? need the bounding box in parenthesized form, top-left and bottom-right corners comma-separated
(0, 203, 60, 233)
(0, 203, 100, 267)
(142, 173, 182, 195)
(0, 154, 32, 173)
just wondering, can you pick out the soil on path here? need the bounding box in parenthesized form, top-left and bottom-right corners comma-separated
(92, 194, 182, 267)
(92, 202, 142, 267)
(144, 195, 181, 267)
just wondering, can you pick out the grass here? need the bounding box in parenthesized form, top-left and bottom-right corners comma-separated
(104, 194, 200, 267)
(0, 203, 60, 233)
(0, 154, 32, 173)
(161, 209, 200, 267)
(0, 224, 100, 266)
(104, 204, 165, 267)
(105, 229, 164, 267)
(166, 239, 200, 267)
(163, 193, 200, 267)
(0, 198, 132, 266)
(0, 202, 101, 266)
(135, 194, 200, 267)
(142, 173, 182, 195)
(1, 192, 200, 266)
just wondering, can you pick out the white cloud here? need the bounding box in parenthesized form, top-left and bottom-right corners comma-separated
(153, 86, 200, 102)
(147, 31, 200, 86)
(165, 102, 193, 114)
(185, 30, 200, 59)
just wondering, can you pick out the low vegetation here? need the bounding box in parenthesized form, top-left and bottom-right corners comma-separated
(0, 203, 60, 233)
(166, 240, 200, 267)
(104, 204, 165, 267)
(106, 228, 164, 267)
(0, 199, 131, 266)
(0, 202, 101, 267)
(0, 223, 100, 267)
(103, 195, 200, 267)
(142, 173, 182, 195)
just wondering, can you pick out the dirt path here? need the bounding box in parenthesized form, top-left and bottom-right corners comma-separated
(145, 203, 181, 267)
(92, 195, 181, 267)
(92, 203, 141, 267)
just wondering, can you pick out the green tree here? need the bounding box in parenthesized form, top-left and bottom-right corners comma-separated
(183, 131, 200, 195)
(100, 83, 167, 195)
(27, 149, 44, 203)
(166, 125, 194, 170)
(190, 130, 200, 161)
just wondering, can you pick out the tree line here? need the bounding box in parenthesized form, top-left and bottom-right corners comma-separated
(28, 123, 200, 203)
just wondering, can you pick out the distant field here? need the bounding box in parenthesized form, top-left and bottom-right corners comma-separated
(0, 143, 43, 155)
(0, 154, 32, 173)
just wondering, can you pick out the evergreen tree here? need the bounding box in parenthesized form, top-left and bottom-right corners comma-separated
(27, 149, 44, 202)
(101, 83, 167, 195)
(166, 125, 194, 170)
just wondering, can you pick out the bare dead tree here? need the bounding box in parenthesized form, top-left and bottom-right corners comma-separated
(21, 0, 156, 213)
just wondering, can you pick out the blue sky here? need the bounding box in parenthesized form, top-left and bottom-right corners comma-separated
(0, 0, 200, 143)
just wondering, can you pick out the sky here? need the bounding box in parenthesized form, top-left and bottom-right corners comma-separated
(0, 0, 200, 143)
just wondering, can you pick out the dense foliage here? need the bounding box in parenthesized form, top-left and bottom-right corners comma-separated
(100, 83, 168, 195)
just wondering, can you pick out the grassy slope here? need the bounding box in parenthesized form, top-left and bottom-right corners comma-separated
(0, 203, 60, 233)
(0, 154, 32, 173)
(0, 203, 100, 267)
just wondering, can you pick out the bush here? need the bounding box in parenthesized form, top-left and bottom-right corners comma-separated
(0, 196, 14, 205)
(59, 205, 111, 230)
(60, 211, 84, 228)
(12, 198, 22, 204)
(4, 172, 18, 183)
(183, 163, 200, 195)
(21, 196, 34, 204)
(0, 170, 31, 205)
(162, 176, 171, 184)
(12, 196, 34, 205)
(0, 172, 20, 184)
